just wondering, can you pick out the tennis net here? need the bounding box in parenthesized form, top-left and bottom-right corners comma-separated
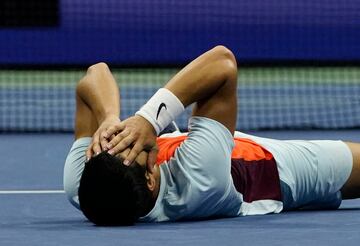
(0, 1, 360, 131)
(1, 67, 360, 132)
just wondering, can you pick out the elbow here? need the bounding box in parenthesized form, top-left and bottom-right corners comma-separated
(211, 45, 237, 69)
(211, 45, 238, 81)
(211, 45, 237, 75)
(87, 62, 109, 74)
(76, 62, 110, 96)
(75, 77, 86, 98)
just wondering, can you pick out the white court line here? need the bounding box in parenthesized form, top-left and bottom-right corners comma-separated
(0, 190, 65, 194)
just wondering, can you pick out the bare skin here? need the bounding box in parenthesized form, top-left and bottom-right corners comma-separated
(77, 46, 238, 198)
(75, 47, 360, 202)
(342, 142, 360, 199)
(104, 45, 238, 170)
(75, 62, 159, 195)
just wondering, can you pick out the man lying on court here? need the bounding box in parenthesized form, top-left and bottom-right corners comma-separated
(64, 46, 360, 225)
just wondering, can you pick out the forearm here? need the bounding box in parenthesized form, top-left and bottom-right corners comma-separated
(76, 63, 120, 124)
(164, 46, 237, 107)
(105, 46, 237, 166)
(136, 45, 237, 135)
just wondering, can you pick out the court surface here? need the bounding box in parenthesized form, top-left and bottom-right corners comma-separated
(1, 130, 359, 246)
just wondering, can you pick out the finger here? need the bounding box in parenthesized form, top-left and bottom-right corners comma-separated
(86, 146, 93, 161)
(92, 139, 102, 156)
(100, 133, 110, 151)
(147, 148, 158, 173)
(104, 122, 125, 138)
(124, 142, 144, 166)
(106, 128, 130, 150)
(100, 130, 108, 139)
(107, 134, 136, 156)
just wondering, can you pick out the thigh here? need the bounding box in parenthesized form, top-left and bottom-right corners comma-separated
(341, 142, 360, 199)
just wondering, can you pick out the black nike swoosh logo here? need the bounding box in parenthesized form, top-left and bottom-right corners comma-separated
(156, 103, 167, 120)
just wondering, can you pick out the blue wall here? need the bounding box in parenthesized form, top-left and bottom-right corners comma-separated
(0, 0, 359, 65)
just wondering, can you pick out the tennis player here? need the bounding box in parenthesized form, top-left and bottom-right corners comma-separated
(64, 46, 360, 225)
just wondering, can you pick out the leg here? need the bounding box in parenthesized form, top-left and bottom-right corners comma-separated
(341, 142, 360, 199)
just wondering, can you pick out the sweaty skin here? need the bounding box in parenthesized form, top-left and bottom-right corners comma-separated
(74, 47, 360, 214)
(104, 45, 237, 170)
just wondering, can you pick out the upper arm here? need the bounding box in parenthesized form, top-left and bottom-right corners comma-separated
(74, 62, 120, 140)
(163, 45, 238, 134)
(191, 46, 238, 134)
(74, 75, 99, 140)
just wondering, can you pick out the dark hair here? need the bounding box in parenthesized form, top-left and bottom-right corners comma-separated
(78, 152, 154, 226)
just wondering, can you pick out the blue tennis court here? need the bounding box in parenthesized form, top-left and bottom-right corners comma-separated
(1, 1, 360, 245)
(1, 131, 359, 245)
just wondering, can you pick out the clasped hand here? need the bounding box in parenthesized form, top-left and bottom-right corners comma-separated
(86, 115, 158, 173)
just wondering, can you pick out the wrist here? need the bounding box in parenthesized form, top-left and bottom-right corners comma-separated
(135, 88, 184, 135)
(135, 115, 157, 136)
(98, 113, 119, 124)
